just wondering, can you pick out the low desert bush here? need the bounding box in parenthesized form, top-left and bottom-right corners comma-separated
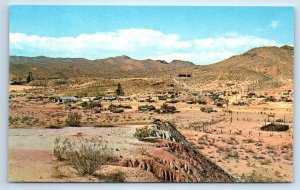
(138, 104, 156, 112)
(260, 158, 272, 165)
(53, 79, 68, 86)
(53, 138, 68, 161)
(244, 138, 255, 143)
(200, 107, 216, 113)
(240, 172, 273, 182)
(224, 149, 239, 159)
(53, 137, 113, 175)
(65, 112, 82, 127)
(158, 103, 177, 113)
(108, 104, 124, 113)
(81, 101, 102, 110)
(133, 126, 151, 141)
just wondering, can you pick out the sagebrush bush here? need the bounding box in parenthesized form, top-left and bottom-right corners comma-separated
(65, 112, 82, 127)
(53, 137, 114, 175)
(138, 104, 156, 111)
(53, 138, 68, 161)
(159, 103, 176, 113)
(133, 126, 151, 141)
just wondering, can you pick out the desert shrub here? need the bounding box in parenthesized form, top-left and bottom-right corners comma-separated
(110, 108, 124, 113)
(244, 138, 255, 143)
(110, 104, 131, 109)
(65, 112, 82, 127)
(198, 139, 207, 146)
(160, 103, 168, 110)
(232, 101, 247, 106)
(245, 148, 255, 153)
(108, 104, 124, 113)
(166, 99, 179, 104)
(81, 101, 102, 109)
(240, 172, 273, 182)
(196, 96, 207, 104)
(93, 171, 126, 182)
(216, 103, 223, 107)
(265, 96, 277, 102)
(53, 137, 113, 175)
(46, 125, 64, 129)
(159, 103, 177, 113)
(138, 104, 156, 112)
(134, 126, 151, 141)
(260, 158, 272, 165)
(119, 105, 132, 109)
(80, 101, 89, 108)
(200, 107, 216, 113)
(224, 149, 239, 159)
(53, 138, 68, 161)
(54, 79, 68, 86)
(30, 80, 48, 86)
(90, 101, 102, 108)
(185, 96, 197, 104)
(261, 123, 289, 131)
(216, 145, 226, 153)
(282, 143, 292, 149)
(10, 77, 25, 85)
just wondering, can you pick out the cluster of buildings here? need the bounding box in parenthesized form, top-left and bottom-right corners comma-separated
(52, 95, 119, 104)
(50, 87, 293, 107)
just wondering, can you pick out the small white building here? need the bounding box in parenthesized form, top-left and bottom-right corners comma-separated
(54, 96, 78, 103)
(81, 97, 97, 102)
(102, 96, 117, 101)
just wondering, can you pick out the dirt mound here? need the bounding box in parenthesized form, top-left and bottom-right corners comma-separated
(123, 121, 234, 182)
(122, 141, 234, 182)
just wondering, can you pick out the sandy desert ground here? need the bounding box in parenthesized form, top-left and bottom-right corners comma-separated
(8, 82, 293, 182)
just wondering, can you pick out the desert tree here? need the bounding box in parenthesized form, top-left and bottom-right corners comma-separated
(115, 83, 124, 96)
(26, 71, 33, 83)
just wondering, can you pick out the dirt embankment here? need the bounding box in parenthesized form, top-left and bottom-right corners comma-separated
(121, 120, 234, 182)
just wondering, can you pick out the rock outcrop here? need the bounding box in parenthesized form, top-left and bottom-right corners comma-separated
(123, 120, 235, 182)
(148, 120, 189, 145)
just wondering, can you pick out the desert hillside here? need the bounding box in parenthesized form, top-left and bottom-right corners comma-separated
(10, 45, 293, 80)
(9, 55, 194, 79)
(212, 45, 293, 80)
(174, 45, 294, 91)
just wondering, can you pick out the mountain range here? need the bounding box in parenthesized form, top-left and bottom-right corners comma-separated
(10, 45, 294, 85)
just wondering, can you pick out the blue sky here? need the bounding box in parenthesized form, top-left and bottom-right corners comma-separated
(10, 6, 294, 64)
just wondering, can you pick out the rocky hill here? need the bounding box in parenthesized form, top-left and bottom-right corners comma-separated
(9, 55, 194, 79)
(9, 45, 293, 90)
(212, 45, 293, 81)
(175, 45, 294, 91)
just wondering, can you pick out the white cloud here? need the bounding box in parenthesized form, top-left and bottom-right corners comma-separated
(10, 29, 191, 52)
(10, 28, 280, 64)
(194, 35, 278, 51)
(270, 20, 279, 29)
